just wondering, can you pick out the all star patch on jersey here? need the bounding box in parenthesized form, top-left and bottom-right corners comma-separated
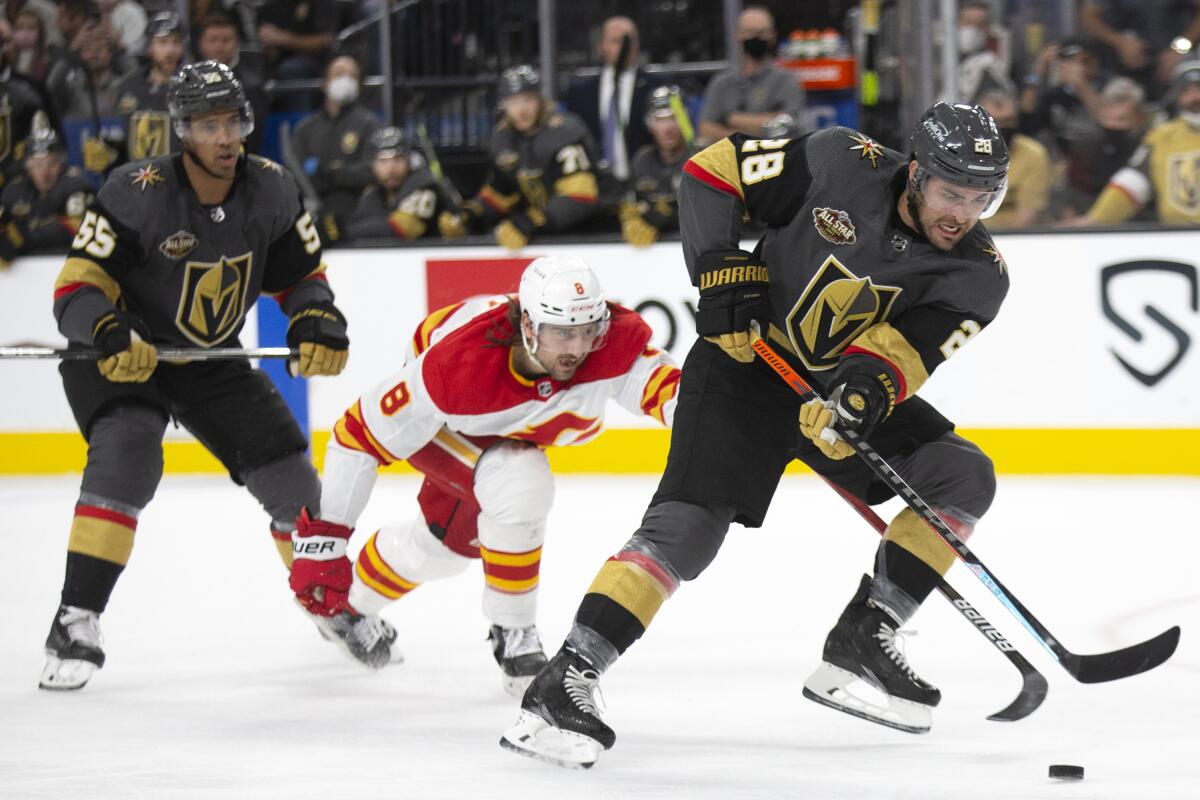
(813, 207, 856, 244)
(847, 132, 886, 168)
(129, 164, 165, 192)
(158, 230, 199, 260)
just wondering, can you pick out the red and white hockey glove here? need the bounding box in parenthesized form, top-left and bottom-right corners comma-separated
(289, 507, 353, 616)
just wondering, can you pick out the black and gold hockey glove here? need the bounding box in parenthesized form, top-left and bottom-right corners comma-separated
(438, 199, 486, 240)
(287, 301, 349, 377)
(694, 249, 772, 362)
(495, 208, 546, 251)
(93, 309, 158, 383)
(799, 358, 896, 460)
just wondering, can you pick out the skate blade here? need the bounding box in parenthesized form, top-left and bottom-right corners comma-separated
(499, 710, 602, 769)
(38, 656, 97, 691)
(803, 663, 932, 734)
(502, 673, 536, 698)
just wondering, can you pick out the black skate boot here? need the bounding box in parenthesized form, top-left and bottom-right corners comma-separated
(488, 624, 549, 697)
(309, 607, 403, 670)
(803, 574, 941, 733)
(39, 605, 105, 691)
(499, 646, 614, 768)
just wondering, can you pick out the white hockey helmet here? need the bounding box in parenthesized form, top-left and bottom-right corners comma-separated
(518, 255, 610, 354)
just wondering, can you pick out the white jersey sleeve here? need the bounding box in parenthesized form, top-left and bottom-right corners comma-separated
(610, 344, 681, 427)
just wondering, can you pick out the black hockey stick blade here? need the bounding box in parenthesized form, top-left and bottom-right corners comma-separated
(987, 662, 1048, 721)
(1062, 625, 1181, 684)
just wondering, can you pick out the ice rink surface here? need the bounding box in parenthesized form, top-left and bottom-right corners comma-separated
(1, 473, 1195, 800)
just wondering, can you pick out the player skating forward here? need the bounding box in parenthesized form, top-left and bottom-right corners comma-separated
(502, 103, 1011, 766)
(41, 61, 350, 690)
(288, 256, 680, 694)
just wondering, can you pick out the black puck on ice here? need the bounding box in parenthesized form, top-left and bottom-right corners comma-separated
(1049, 764, 1084, 780)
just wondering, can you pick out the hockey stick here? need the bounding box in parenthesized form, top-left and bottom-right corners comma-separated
(415, 121, 465, 207)
(0, 346, 296, 361)
(819, 475, 1047, 721)
(750, 331, 1181, 683)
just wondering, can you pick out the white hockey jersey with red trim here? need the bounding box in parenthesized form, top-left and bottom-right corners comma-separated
(332, 296, 680, 466)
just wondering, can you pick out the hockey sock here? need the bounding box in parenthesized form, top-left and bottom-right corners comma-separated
(61, 503, 138, 612)
(872, 507, 973, 623)
(574, 549, 680, 658)
(353, 530, 421, 612)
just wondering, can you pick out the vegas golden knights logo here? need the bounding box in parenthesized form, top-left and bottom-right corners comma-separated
(517, 170, 549, 209)
(176, 254, 252, 346)
(131, 111, 170, 159)
(1167, 151, 1200, 215)
(786, 255, 901, 371)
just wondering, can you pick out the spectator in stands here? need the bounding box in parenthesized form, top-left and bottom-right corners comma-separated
(195, 12, 266, 154)
(8, 8, 51, 81)
(1059, 76, 1147, 218)
(1020, 37, 1106, 158)
(98, 0, 146, 55)
(257, 0, 337, 110)
(0, 51, 56, 190)
(564, 16, 660, 183)
(3, 0, 59, 48)
(0, 127, 93, 268)
(620, 85, 695, 247)
(288, 54, 379, 218)
(45, 21, 128, 173)
(332, 126, 453, 243)
(942, 0, 1015, 105)
(698, 5, 806, 144)
(1079, 59, 1200, 226)
(976, 89, 1050, 228)
(438, 65, 601, 251)
(114, 12, 183, 161)
(1080, 0, 1200, 95)
(51, 0, 98, 60)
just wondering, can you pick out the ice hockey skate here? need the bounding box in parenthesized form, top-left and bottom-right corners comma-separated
(489, 624, 548, 696)
(307, 606, 403, 670)
(803, 575, 940, 734)
(39, 605, 105, 691)
(500, 646, 614, 769)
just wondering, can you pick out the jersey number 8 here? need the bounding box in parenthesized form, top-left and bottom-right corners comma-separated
(72, 211, 117, 259)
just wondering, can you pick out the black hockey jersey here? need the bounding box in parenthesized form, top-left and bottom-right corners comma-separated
(467, 110, 600, 231)
(0, 167, 94, 251)
(0, 70, 53, 190)
(680, 128, 1009, 402)
(114, 69, 180, 160)
(627, 143, 693, 232)
(53, 153, 332, 348)
(345, 167, 452, 240)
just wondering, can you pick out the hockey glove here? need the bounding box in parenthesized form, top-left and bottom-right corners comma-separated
(621, 211, 659, 247)
(93, 310, 158, 383)
(290, 508, 353, 617)
(438, 199, 485, 240)
(694, 250, 772, 363)
(495, 208, 546, 251)
(286, 301, 349, 377)
(799, 360, 896, 460)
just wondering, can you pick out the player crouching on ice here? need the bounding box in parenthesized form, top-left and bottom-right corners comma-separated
(501, 103, 1011, 767)
(288, 256, 681, 694)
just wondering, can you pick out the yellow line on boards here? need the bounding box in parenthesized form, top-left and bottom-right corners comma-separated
(0, 429, 1197, 476)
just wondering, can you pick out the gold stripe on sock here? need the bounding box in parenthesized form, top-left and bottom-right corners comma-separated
(883, 507, 955, 575)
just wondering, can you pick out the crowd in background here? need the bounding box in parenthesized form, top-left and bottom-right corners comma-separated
(2, 0, 1200, 268)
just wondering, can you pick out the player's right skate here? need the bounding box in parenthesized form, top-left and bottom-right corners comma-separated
(39, 604, 105, 691)
(499, 646, 614, 769)
(307, 606, 403, 670)
(488, 624, 548, 696)
(803, 574, 941, 734)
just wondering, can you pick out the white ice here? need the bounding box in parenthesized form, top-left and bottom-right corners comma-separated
(1, 474, 1196, 799)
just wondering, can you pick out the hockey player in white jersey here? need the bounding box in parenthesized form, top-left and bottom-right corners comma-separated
(288, 256, 681, 693)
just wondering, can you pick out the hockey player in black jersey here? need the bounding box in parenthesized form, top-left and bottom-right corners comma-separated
(0, 129, 94, 267)
(619, 85, 695, 247)
(114, 12, 186, 161)
(40, 61, 356, 691)
(330, 126, 453, 242)
(502, 103, 1012, 766)
(438, 65, 602, 250)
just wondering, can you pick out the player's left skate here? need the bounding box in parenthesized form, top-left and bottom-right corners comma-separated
(803, 574, 940, 734)
(308, 607, 403, 670)
(489, 624, 548, 696)
(500, 646, 614, 769)
(40, 604, 105, 691)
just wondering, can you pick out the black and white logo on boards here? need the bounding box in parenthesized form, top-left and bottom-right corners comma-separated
(1100, 260, 1198, 387)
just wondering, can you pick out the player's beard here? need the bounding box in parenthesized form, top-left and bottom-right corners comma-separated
(186, 143, 238, 180)
(535, 350, 586, 382)
(908, 191, 974, 251)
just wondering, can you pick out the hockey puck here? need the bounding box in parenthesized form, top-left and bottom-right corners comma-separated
(1048, 764, 1084, 780)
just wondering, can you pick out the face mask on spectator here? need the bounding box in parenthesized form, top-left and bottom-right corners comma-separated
(742, 36, 771, 59)
(326, 75, 360, 106)
(957, 26, 986, 54)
